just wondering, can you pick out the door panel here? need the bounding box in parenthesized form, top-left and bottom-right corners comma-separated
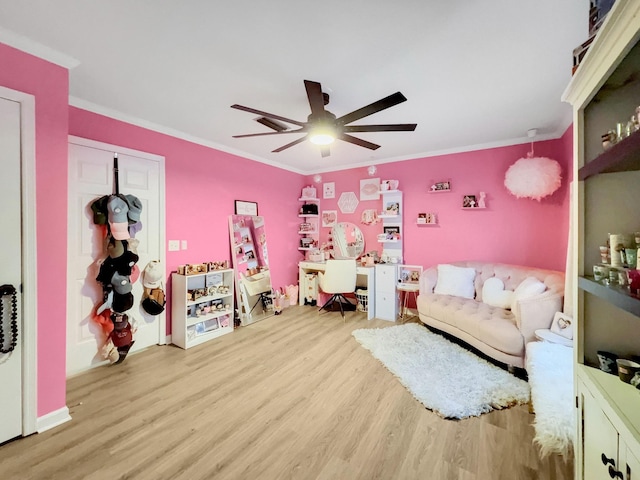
(67, 141, 164, 376)
(0, 97, 23, 443)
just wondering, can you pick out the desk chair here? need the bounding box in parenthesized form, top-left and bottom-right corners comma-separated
(397, 264, 423, 322)
(318, 259, 357, 319)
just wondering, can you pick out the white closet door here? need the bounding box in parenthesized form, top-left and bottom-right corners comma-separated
(67, 138, 165, 376)
(0, 96, 23, 443)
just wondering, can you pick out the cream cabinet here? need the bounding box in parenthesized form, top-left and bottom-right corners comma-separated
(562, 3, 640, 478)
(171, 269, 234, 349)
(375, 264, 399, 321)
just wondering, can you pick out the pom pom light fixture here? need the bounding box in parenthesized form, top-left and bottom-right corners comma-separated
(504, 129, 562, 201)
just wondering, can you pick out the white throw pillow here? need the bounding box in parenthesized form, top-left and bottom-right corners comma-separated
(434, 264, 476, 299)
(482, 277, 515, 309)
(511, 276, 547, 311)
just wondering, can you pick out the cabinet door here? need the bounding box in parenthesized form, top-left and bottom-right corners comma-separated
(375, 291, 398, 321)
(583, 388, 620, 480)
(623, 444, 640, 480)
(376, 265, 397, 293)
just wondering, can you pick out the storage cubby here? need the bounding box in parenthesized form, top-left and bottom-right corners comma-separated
(171, 269, 234, 349)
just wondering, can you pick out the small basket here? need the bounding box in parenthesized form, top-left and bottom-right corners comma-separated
(355, 289, 368, 313)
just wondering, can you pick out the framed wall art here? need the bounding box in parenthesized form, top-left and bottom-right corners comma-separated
(234, 200, 258, 216)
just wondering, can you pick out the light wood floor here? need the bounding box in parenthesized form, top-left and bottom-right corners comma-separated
(0, 306, 573, 480)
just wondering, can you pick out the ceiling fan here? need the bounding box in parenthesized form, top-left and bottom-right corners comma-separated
(231, 80, 417, 157)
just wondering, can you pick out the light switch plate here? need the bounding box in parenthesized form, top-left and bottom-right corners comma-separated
(181, 240, 188, 250)
(168, 240, 180, 251)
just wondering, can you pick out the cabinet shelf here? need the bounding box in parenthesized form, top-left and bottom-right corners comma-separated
(578, 276, 640, 317)
(172, 270, 235, 349)
(186, 309, 233, 327)
(578, 130, 640, 181)
(187, 293, 232, 307)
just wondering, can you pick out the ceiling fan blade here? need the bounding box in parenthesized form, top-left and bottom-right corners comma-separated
(231, 104, 305, 127)
(272, 136, 308, 153)
(344, 123, 417, 132)
(338, 133, 381, 150)
(320, 147, 331, 158)
(304, 80, 326, 118)
(336, 92, 408, 126)
(256, 117, 288, 132)
(233, 129, 305, 139)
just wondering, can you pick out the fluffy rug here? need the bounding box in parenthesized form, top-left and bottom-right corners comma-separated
(352, 323, 530, 419)
(526, 341, 574, 458)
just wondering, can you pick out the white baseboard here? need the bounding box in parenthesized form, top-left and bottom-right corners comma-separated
(36, 406, 72, 433)
(165, 335, 172, 345)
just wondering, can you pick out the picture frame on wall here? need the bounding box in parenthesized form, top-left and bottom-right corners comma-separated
(322, 210, 337, 228)
(462, 195, 477, 208)
(323, 182, 335, 199)
(234, 200, 258, 216)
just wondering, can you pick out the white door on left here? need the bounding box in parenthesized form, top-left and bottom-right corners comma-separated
(0, 96, 23, 443)
(67, 138, 165, 376)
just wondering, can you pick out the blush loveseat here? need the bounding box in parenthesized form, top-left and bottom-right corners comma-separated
(417, 261, 565, 368)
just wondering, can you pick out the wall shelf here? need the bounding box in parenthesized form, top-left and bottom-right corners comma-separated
(298, 197, 320, 202)
(461, 207, 486, 210)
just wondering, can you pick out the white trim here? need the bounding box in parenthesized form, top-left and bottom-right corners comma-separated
(0, 85, 38, 437)
(69, 95, 567, 176)
(68, 96, 307, 174)
(0, 27, 80, 69)
(36, 406, 71, 433)
(67, 135, 167, 344)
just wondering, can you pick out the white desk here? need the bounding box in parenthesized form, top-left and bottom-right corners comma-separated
(298, 261, 376, 320)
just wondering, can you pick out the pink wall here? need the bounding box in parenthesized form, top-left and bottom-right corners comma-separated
(0, 43, 69, 416)
(307, 135, 571, 272)
(69, 108, 305, 332)
(1, 40, 573, 424)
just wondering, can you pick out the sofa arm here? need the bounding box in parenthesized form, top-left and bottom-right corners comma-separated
(514, 291, 563, 343)
(419, 267, 438, 295)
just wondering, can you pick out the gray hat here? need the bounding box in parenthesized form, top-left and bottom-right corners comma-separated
(111, 271, 132, 294)
(125, 194, 143, 222)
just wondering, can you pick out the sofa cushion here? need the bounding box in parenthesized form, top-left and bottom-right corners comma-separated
(418, 292, 524, 356)
(511, 276, 547, 311)
(482, 277, 515, 309)
(433, 264, 476, 299)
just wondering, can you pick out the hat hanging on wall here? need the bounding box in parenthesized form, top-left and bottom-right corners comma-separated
(504, 129, 562, 201)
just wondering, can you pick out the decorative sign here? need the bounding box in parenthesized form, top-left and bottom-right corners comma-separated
(338, 192, 359, 214)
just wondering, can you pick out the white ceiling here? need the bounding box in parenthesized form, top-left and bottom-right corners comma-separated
(0, 0, 589, 174)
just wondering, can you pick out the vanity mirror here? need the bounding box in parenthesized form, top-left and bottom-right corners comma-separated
(229, 215, 274, 325)
(332, 222, 365, 259)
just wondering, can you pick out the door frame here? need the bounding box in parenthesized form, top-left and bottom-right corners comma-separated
(0, 85, 38, 436)
(67, 135, 167, 344)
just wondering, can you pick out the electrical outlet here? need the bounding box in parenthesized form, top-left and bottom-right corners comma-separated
(168, 240, 180, 251)
(181, 240, 188, 250)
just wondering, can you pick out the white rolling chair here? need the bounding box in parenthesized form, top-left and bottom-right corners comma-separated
(318, 259, 357, 319)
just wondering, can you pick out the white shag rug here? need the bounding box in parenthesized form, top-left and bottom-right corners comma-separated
(526, 341, 574, 458)
(352, 323, 530, 419)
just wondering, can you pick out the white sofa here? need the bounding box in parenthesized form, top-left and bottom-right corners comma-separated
(417, 261, 565, 368)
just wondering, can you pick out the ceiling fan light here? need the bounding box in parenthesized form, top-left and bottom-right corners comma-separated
(309, 133, 335, 145)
